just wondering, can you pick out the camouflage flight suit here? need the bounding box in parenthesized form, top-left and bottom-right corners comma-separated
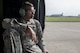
(2, 18, 44, 53)
(2, 28, 22, 53)
(2, 18, 23, 53)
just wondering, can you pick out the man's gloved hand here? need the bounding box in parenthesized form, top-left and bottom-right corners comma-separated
(25, 26, 37, 42)
(43, 50, 48, 53)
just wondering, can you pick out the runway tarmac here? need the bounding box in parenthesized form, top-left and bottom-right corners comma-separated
(43, 22, 80, 53)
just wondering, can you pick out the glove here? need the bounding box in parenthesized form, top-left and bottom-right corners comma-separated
(25, 26, 37, 42)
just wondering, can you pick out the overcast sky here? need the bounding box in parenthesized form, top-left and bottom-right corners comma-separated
(45, 0, 80, 16)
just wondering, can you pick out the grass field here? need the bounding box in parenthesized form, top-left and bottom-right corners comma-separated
(45, 16, 80, 22)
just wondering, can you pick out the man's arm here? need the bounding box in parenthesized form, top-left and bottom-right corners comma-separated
(34, 20, 45, 52)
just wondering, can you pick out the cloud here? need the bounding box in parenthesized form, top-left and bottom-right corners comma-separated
(45, 0, 80, 16)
